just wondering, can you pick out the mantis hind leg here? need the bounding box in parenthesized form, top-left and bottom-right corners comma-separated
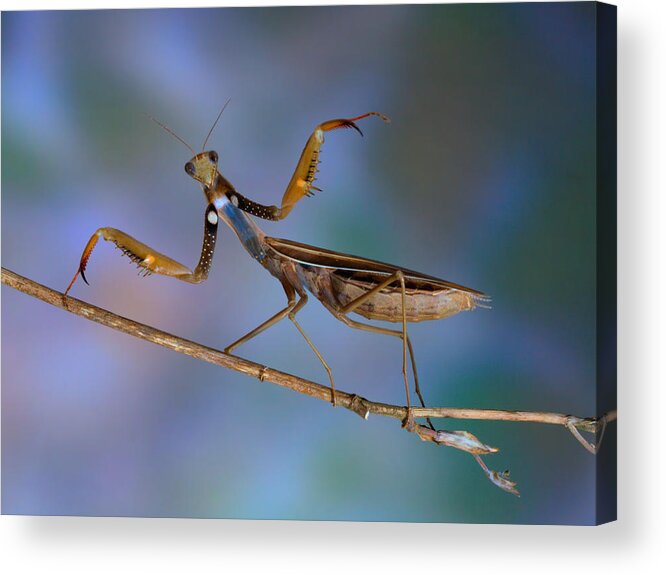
(326, 270, 432, 428)
(331, 311, 434, 430)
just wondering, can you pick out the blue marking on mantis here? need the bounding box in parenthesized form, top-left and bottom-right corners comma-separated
(213, 194, 266, 262)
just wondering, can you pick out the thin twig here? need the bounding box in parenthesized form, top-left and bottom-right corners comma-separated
(1, 267, 616, 496)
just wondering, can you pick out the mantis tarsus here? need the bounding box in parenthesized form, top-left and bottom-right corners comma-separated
(65, 108, 490, 421)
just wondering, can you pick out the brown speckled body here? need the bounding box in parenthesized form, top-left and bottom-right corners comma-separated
(66, 111, 488, 408)
(329, 272, 477, 322)
(261, 237, 487, 324)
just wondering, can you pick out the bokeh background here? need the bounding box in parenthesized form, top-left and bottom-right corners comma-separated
(2, 3, 613, 524)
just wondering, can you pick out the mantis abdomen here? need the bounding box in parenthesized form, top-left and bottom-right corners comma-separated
(330, 272, 480, 323)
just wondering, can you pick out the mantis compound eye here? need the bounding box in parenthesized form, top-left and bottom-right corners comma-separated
(209, 151, 218, 163)
(184, 162, 195, 176)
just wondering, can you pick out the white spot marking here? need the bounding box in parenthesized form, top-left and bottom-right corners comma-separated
(207, 211, 218, 225)
(230, 195, 239, 207)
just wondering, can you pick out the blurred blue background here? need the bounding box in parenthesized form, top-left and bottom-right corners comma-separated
(2, 4, 608, 524)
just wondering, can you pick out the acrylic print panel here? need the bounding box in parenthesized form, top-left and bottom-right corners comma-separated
(1, 2, 616, 524)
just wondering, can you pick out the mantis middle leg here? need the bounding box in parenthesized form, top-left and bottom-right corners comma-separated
(288, 290, 337, 406)
(223, 282, 337, 405)
(224, 281, 297, 354)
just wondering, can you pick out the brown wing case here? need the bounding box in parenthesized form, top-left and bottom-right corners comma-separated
(265, 236, 488, 297)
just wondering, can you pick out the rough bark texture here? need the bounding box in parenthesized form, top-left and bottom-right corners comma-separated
(2, 267, 616, 496)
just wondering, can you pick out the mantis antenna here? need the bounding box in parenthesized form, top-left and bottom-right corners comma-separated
(202, 98, 231, 151)
(144, 113, 196, 155)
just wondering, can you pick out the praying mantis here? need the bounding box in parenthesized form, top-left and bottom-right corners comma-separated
(64, 106, 490, 420)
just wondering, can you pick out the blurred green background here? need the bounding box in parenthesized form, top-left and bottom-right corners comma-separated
(2, 3, 609, 524)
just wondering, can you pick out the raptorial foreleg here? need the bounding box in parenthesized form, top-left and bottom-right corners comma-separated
(228, 112, 390, 221)
(64, 204, 219, 295)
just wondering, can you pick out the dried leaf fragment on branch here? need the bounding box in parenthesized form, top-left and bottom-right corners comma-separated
(2, 267, 616, 496)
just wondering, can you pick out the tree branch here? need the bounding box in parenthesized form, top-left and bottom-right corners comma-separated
(1, 267, 616, 496)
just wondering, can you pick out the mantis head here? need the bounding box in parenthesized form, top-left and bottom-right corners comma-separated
(184, 151, 219, 188)
(147, 99, 230, 189)
(183, 99, 229, 188)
